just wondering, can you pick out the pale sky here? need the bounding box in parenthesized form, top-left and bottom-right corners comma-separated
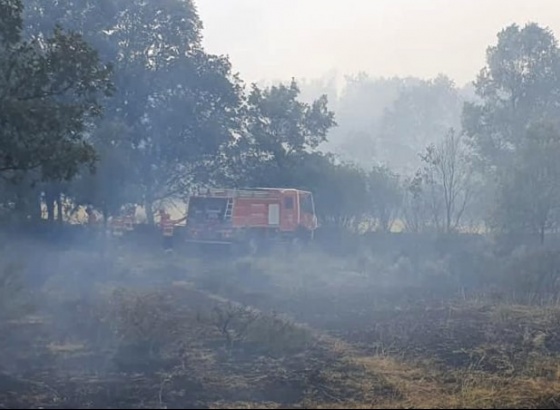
(195, 0, 560, 88)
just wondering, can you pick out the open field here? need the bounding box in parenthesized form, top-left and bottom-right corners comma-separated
(2, 237, 560, 409)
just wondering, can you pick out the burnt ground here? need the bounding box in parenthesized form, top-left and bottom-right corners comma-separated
(2, 245, 560, 409)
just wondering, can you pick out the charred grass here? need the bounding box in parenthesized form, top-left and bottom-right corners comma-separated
(2, 244, 560, 408)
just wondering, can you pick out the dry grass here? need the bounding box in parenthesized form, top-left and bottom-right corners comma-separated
(47, 342, 86, 353)
(303, 355, 560, 409)
(3, 244, 560, 409)
(209, 402, 281, 409)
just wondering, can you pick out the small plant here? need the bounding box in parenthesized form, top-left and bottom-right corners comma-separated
(246, 312, 313, 356)
(211, 303, 260, 350)
(109, 289, 186, 372)
(506, 250, 560, 304)
(0, 262, 31, 322)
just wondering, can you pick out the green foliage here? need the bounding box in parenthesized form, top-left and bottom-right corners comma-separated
(106, 0, 240, 210)
(505, 249, 560, 304)
(366, 166, 402, 232)
(0, 3, 113, 183)
(6, 5, 559, 238)
(0, 0, 23, 45)
(378, 75, 464, 174)
(0, 262, 30, 321)
(463, 23, 560, 169)
(247, 79, 335, 155)
(314, 160, 369, 230)
(70, 120, 140, 217)
(24, 0, 242, 221)
(491, 122, 560, 241)
(235, 79, 336, 188)
(269, 153, 369, 230)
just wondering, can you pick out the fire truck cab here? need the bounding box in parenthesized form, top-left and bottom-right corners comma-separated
(184, 187, 318, 247)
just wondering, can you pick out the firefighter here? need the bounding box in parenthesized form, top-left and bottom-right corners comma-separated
(85, 205, 98, 243)
(85, 205, 97, 227)
(158, 209, 186, 252)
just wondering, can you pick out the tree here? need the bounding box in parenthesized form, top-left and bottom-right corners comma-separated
(463, 23, 560, 169)
(401, 173, 432, 233)
(328, 75, 413, 166)
(69, 120, 140, 223)
(366, 166, 402, 232)
(287, 154, 369, 231)
(491, 122, 560, 244)
(377, 75, 464, 175)
(249, 79, 335, 155)
(0, 0, 113, 184)
(238, 79, 336, 188)
(137, 51, 243, 212)
(25, 0, 244, 223)
(418, 129, 474, 233)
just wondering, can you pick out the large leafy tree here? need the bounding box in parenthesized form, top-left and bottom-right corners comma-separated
(0, 0, 112, 183)
(462, 23, 560, 233)
(25, 0, 244, 222)
(137, 51, 243, 214)
(491, 122, 560, 244)
(377, 75, 464, 175)
(236, 79, 336, 187)
(463, 23, 560, 169)
(69, 120, 139, 222)
(366, 166, 402, 232)
(330, 75, 413, 166)
(274, 152, 370, 230)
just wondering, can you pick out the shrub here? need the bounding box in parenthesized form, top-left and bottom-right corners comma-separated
(505, 250, 560, 304)
(0, 262, 31, 322)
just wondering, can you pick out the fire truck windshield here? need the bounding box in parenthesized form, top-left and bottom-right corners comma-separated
(188, 197, 227, 222)
(301, 193, 315, 215)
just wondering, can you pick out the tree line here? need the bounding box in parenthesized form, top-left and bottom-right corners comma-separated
(2, 0, 560, 241)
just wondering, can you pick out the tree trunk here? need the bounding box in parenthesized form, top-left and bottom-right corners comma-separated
(102, 206, 109, 229)
(33, 194, 43, 222)
(14, 192, 26, 224)
(446, 202, 452, 234)
(56, 194, 63, 225)
(46, 197, 56, 223)
(145, 199, 155, 226)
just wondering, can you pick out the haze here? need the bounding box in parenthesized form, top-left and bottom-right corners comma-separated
(197, 0, 560, 87)
(7, 1, 560, 408)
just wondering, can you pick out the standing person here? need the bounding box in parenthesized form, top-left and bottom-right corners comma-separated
(85, 205, 98, 246)
(86, 206, 97, 227)
(158, 209, 186, 253)
(159, 209, 173, 252)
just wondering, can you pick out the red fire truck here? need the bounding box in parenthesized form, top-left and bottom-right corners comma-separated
(184, 188, 318, 252)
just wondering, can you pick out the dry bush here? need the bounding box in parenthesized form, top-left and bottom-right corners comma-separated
(209, 303, 260, 350)
(108, 289, 192, 372)
(0, 262, 29, 322)
(244, 312, 313, 356)
(504, 249, 560, 304)
(200, 302, 313, 357)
